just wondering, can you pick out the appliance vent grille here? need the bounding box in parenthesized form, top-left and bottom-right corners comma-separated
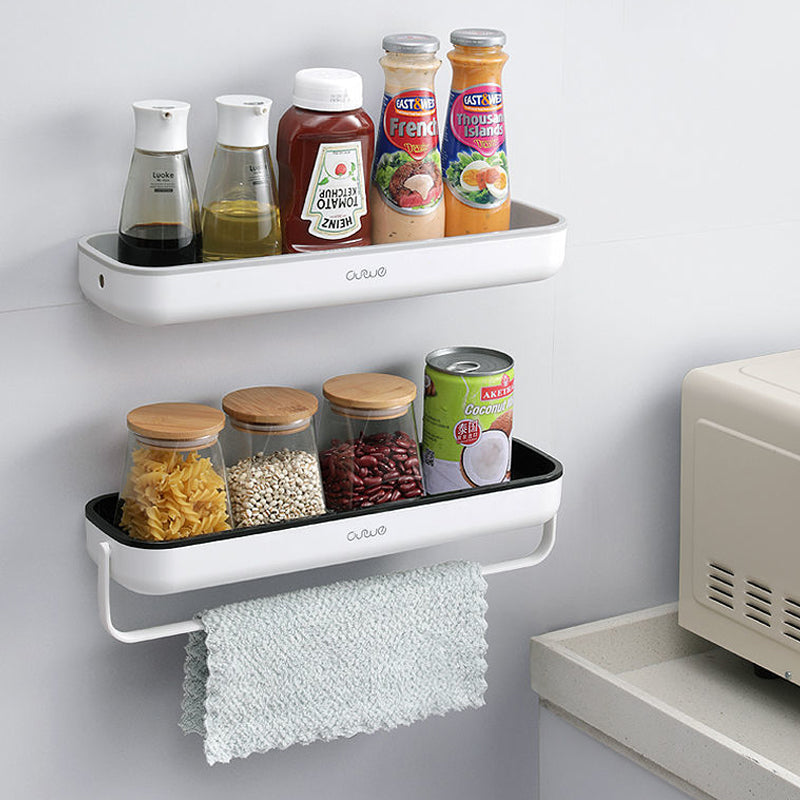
(707, 563, 734, 610)
(744, 579, 773, 627)
(743, 578, 773, 627)
(783, 597, 800, 645)
(705, 563, 776, 628)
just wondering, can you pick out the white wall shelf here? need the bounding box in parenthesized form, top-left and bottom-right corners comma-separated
(86, 439, 561, 642)
(77, 202, 566, 325)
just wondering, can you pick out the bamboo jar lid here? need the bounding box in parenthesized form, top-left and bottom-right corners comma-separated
(126, 402, 225, 441)
(322, 373, 417, 417)
(222, 386, 319, 429)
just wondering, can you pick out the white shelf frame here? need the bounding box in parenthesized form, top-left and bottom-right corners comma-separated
(95, 517, 556, 644)
(77, 202, 566, 325)
(85, 440, 562, 643)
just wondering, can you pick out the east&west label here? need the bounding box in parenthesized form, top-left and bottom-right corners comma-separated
(440, 83, 509, 210)
(372, 89, 443, 215)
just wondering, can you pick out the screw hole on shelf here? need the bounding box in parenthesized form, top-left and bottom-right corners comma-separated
(98, 273, 105, 289)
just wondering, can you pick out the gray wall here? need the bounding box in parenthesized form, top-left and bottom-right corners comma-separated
(3, 1, 800, 797)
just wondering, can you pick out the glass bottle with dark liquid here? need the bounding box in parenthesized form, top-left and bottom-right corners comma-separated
(118, 100, 201, 266)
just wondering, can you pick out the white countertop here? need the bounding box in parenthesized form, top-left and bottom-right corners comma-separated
(530, 604, 800, 800)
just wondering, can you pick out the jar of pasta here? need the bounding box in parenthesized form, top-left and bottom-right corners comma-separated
(115, 402, 232, 541)
(221, 386, 326, 528)
(318, 373, 424, 512)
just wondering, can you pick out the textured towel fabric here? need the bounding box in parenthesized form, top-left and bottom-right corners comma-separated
(180, 560, 488, 764)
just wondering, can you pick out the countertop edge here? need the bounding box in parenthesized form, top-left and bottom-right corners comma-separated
(530, 605, 800, 800)
(539, 700, 716, 800)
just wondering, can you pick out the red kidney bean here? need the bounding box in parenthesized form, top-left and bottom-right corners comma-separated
(320, 429, 425, 511)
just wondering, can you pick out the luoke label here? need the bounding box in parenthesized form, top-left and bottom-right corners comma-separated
(372, 89, 443, 215)
(149, 170, 176, 194)
(421, 349, 514, 495)
(441, 82, 509, 210)
(301, 141, 368, 239)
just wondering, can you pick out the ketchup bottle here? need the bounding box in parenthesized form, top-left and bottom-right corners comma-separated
(277, 68, 375, 253)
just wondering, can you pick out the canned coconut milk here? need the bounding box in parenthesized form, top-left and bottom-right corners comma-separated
(421, 347, 514, 494)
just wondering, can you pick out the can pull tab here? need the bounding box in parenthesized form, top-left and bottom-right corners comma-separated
(450, 361, 482, 374)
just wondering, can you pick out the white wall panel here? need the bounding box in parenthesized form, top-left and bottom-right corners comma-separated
(2, 0, 799, 798)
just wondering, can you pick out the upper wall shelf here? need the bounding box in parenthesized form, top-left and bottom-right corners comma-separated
(77, 202, 566, 326)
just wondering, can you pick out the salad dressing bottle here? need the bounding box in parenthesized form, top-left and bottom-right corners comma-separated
(371, 34, 444, 243)
(441, 29, 510, 236)
(117, 100, 201, 266)
(201, 95, 281, 261)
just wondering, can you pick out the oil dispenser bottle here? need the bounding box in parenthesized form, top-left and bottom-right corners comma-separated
(117, 100, 201, 266)
(201, 95, 281, 261)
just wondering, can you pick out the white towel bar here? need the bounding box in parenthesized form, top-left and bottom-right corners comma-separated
(96, 516, 557, 644)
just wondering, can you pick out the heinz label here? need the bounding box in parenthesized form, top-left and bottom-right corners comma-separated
(302, 141, 368, 240)
(441, 83, 509, 210)
(372, 89, 443, 215)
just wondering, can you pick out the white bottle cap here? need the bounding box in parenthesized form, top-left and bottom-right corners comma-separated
(215, 95, 272, 148)
(292, 68, 363, 112)
(132, 100, 190, 152)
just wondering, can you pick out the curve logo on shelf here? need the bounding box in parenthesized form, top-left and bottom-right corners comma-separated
(346, 266, 388, 282)
(346, 525, 388, 542)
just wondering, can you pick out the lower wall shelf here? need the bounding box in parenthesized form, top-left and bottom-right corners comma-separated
(87, 439, 561, 641)
(86, 440, 562, 597)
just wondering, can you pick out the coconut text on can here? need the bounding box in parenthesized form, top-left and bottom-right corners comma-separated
(421, 347, 514, 494)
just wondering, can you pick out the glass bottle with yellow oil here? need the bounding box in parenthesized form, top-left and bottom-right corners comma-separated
(201, 95, 282, 261)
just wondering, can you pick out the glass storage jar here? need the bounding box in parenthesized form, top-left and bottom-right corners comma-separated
(222, 386, 326, 527)
(318, 373, 424, 511)
(116, 402, 231, 541)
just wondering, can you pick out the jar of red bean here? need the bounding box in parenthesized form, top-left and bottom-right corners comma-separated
(318, 372, 425, 511)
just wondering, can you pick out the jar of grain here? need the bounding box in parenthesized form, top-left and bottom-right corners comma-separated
(318, 373, 425, 512)
(221, 386, 326, 528)
(116, 402, 231, 541)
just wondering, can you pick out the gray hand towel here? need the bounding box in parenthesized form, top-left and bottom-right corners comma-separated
(180, 560, 488, 764)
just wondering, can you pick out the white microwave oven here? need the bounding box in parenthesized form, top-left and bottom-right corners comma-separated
(679, 349, 800, 684)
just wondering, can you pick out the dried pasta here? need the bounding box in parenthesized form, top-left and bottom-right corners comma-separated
(119, 447, 230, 542)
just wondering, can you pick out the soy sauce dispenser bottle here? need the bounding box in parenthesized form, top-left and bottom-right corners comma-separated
(117, 100, 201, 266)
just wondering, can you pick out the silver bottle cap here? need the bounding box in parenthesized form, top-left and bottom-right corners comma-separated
(382, 33, 440, 54)
(449, 28, 506, 48)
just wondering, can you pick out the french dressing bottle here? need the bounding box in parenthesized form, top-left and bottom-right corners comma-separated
(201, 95, 281, 261)
(117, 100, 201, 266)
(277, 68, 375, 253)
(441, 29, 510, 236)
(371, 34, 444, 244)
